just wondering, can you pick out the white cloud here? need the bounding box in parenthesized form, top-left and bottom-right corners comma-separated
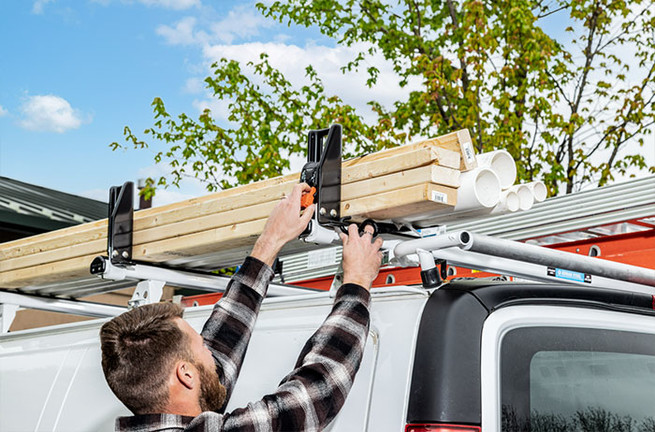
(156, 16, 207, 45)
(154, 4, 418, 120)
(32, 0, 54, 14)
(192, 96, 231, 123)
(149, 187, 200, 207)
(183, 77, 206, 94)
(201, 41, 420, 121)
(157, 5, 273, 47)
(137, 0, 199, 10)
(209, 5, 273, 44)
(0, 105, 8, 117)
(19, 94, 87, 133)
(80, 184, 200, 207)
(273, 33, 291, 43)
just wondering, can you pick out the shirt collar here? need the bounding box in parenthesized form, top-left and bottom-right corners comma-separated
(116, 413, 195, 431)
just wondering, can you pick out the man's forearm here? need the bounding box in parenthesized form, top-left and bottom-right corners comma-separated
(221, 283, 371, 431)
(200, 257, 274, 401)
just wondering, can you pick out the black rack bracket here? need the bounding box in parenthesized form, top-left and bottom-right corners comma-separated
(107, 181, 134, 264)
(300, 124, 342, 225)
(298, 124, 413, 244)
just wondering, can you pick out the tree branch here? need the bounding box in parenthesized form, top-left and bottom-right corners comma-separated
(445, 0, 470, 93)
(537, 5, 568, 20)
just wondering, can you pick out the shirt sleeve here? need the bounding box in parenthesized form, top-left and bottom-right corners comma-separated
(220, 283, 371, 432)
(200, 256, 274, 408)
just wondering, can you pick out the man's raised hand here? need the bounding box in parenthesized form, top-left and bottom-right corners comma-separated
(251, 183, 315, 266)
(340, 224, 383, 290)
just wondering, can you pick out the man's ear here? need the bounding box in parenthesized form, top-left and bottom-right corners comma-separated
(175, 361, 197, 390)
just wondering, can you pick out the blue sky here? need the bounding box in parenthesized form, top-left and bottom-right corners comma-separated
(1, 1, 653, 208)
(0, 0, 343, 206)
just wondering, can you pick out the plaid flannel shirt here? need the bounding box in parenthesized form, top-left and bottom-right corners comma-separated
(116, 256, 371, 432)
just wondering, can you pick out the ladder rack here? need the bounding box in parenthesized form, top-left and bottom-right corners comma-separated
(1, 124, 653, 331)
(2, 227, 654, 332)
(275, 175, 655, 284)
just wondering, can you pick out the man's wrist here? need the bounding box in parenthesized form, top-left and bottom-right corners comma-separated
(342, 277, 373, 291)
(250, 236, 282, 267)
(336, 283, 372, 308)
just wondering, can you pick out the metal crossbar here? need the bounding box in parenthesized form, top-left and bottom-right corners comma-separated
(389, 230, 655, 294)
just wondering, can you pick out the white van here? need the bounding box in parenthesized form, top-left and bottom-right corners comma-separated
(3, 275, 655, 432)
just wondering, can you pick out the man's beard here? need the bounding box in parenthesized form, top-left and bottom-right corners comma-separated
(195, 361, 227, 412)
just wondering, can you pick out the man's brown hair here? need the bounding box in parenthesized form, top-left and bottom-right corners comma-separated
(100, 302, 192, 414)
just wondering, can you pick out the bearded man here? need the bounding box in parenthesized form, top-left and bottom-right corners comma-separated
(100, 183, 383, 431)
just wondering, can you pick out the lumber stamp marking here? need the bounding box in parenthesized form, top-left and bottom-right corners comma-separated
(429, 129, 478, 172)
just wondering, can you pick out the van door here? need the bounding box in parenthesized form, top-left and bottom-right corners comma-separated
(481, 305, 655, 431)
(187, 299, 381, 432)
(0, 322, 128, 432)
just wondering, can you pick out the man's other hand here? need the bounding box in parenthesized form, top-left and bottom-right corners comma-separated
(340, 224, 383, 290)
(251, 183, 315, 266)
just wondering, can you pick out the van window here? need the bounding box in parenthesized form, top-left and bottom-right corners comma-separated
(500, 327, 655, 431)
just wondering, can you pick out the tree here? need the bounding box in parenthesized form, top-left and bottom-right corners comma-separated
(112, 55, 403, 197)
(113, 0, 655, 197)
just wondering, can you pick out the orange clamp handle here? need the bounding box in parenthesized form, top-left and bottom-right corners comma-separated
(301, 187, 317, 209)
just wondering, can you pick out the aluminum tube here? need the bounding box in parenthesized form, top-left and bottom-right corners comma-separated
(98, 258, 315, 297)
(464, 232, 655, 287)
(433, 248, 654, 295)
(450, 178, 654, 236)
(130, 263, 315, 297)
(0, 291, 126, 317)
(488, 205, 654, 241)
(95, 258, 231, 291)
(469, 191, 653, 233)
(132, 263, 230, 291)
(393, 231, 471, 260)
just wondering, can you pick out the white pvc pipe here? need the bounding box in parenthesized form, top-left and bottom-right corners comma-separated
(508, 183, 534, 211)
(491, 189, 520, 214)
(476, 150, 517, 190)
(526, 180, 548, 202)
(455, 167, 501, 211)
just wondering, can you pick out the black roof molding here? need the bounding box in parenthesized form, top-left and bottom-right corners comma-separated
(0, 176, 108, 232)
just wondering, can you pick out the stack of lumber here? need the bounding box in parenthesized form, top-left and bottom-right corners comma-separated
(0, 130, 475, 289)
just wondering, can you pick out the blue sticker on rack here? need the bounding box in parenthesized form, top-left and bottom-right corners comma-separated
(547, 267, 592, 283)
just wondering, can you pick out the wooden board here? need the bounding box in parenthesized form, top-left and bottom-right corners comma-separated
(1, 146, 457, 260)
(0, 255, 102, 289)
(342, 165, 459, 201)
(0, 137, 466, 289)
(347, 183, 457, 221)
(429, 129, 477, 171)
(342, 146, 459, 182)
(1, 169, 459, 274)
